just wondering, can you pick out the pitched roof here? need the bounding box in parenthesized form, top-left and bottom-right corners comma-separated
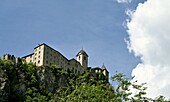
(34, 43, 69, 61)
(76, 50, 88, 57)
(22, 53, 34, 58)
(101, 64, 106, 69)
(101, 64, 109, 73)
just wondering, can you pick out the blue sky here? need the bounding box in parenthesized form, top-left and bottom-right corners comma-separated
(0, 0, 144, 79)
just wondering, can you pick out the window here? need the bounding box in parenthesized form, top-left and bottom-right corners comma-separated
(38, 60, 40, 63)
(39, 51, 41, 54)
(46, 61, 48, 64)
(79, 56, 80, 60)
(84, 56, 86, 60)
(38, 56, 40, 58)
(30, 56, 32, 58)
(35, 57, 36, 60)
(30, 60, 32, 63)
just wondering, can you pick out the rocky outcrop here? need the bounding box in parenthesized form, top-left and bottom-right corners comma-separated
(0, 60, 70, 102)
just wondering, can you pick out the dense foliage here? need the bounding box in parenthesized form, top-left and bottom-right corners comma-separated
(0, 60, 169, 102)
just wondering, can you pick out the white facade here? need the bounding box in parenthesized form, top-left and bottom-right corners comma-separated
(1, 43, 109, 78)
(76, 50, 88, 69)
(23, 43, 88, 75)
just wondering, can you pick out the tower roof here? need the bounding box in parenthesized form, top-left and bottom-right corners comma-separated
(101, 64, 109, 73)
(76, 50, 88, 57)
(101, 64, 106, 69)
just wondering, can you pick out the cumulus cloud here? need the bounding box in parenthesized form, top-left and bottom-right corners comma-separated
(127, 0, 170, 98)
(115, 0, 132, 4)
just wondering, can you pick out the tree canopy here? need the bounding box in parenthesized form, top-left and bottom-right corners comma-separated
(0, 59, 169, 102)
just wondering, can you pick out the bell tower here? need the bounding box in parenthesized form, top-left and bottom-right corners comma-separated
(76, 50, 88, 69)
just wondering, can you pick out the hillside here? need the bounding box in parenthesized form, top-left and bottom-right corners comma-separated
(0, 59, 169, 102)
(0, 60, 112, 102)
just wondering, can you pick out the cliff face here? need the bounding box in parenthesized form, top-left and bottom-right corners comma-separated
(0, 60, 109, 102)
(0, 60, 70, 102)
(37, 66, 68, 92)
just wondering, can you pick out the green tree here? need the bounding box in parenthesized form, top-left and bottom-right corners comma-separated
(0, 59, 170, 102)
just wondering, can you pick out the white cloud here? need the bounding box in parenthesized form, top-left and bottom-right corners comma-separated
(127, 0, 170, 98)
(115, 0, 132, 4)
